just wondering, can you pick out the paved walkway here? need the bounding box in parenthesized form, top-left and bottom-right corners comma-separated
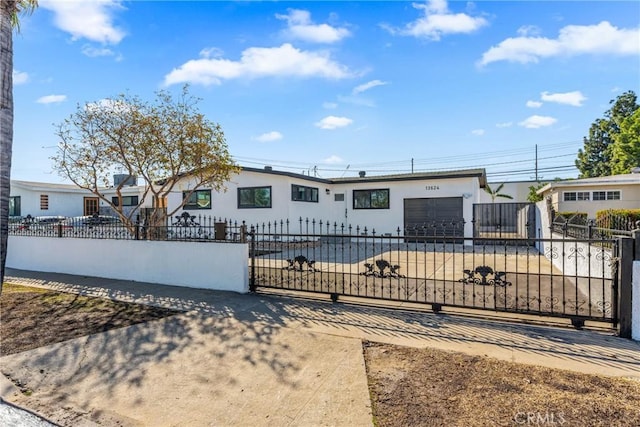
(2, 268, 640, 426)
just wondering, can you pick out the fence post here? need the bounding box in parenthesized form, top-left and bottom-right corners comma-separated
(617, 236, 633, 338)
(240, 223, 247, 243)
(135, 215, 140, 241)
(631, 227, 640, 340)
(249, 226, 256, 292)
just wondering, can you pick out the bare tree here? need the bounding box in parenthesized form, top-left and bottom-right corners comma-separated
(52, 85, 239, 235)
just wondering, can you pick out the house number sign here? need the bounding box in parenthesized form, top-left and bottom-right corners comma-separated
(425, 185, 440, 190)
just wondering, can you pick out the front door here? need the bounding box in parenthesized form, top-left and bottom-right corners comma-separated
(84, 197, 99, 216)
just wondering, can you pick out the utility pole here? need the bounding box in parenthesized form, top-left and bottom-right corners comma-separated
(535, 144, 538, 181)
(411, 158, 414, 174)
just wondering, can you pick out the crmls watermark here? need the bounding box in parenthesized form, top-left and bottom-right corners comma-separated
(514, 412, 566, 425)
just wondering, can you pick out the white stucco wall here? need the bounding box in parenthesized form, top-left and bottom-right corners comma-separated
(7, 236, 248, 293)
(334, 177, 479, 237)
(167, 171, 482, 237)
(10, 186, 87, 218)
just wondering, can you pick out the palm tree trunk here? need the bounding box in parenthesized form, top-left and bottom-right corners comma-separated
(0, 2, 14, 292)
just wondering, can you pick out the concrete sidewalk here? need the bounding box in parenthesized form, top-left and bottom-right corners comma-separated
(3, 269, 640, 426)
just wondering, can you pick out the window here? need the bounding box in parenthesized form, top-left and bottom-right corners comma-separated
(563, 192, 589, 201)
(607, 191, 621, 200)
(353, 189, 390, 209)
(238, 186, 271, 208)
(566, 190, 620, 202)
(334, 193, 345, 202)
(183, 190, 211, 210)
(112, 196, 139, 207)
(291, 184, 318, 202)
(9, 196, 20, 216)
(40, 194, 49, 210)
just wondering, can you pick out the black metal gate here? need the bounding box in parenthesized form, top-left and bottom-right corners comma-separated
(473, 203, 536, 241)
(249, 219, 619, 327)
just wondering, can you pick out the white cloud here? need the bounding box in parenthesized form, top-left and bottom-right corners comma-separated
(36, 94, 67, 104)
(324, 155, 344, 164)
(479, 21, 640, 66)
(383, 0, 488, 40)
(40, 0, 126, 44)
(352, 79, 389, 95)
(496, 122, 513, 128)
(540, 90, 587, 107)
(276, 9, 350, 43)
(13, 70, 28, 85)
(526, 100, 543, 108)
(199, 47, 224, 58)
(322, 102, 338, 109)
(471, 129, 485, 136)
(164, 43, 353, 86)
(254, 131, 283, 142)
(315, 116, 353, 130)
(519, 115, 557, 129)
(81, 44, 117, 58)
(517, 25, 542, 37)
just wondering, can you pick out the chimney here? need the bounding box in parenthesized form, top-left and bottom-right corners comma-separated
(358, 171, 366, 178)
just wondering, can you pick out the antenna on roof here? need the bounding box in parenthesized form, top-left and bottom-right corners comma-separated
(340, 164, 350, 178)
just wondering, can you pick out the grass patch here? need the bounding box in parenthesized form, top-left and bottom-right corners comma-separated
(0, 282, 180, 356)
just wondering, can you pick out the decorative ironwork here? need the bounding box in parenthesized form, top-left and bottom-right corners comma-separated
(567, 247, 585, 259)
(458, 266, 512, 287)
(565, 298, 586, 313)
(544, 296, 560, 311)
(282, 255, 319, 272)
(360, 259, 404, 278)
(595, 248, 612, 262)
(544, 246, 558, 260)
(173, 211, 199, 227)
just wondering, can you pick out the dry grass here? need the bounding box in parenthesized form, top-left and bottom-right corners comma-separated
(0, 282, 179, 356)
(364, 341, 640, 427)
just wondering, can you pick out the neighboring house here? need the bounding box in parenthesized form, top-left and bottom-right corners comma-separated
(10, 177, 144, 219)
(537, 173, 640, 218)
(165, 166, 487, 238)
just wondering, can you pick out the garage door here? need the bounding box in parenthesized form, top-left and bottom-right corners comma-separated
(404, 197, 464, 237)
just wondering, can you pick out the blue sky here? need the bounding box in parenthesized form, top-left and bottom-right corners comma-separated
(11, 0, 640, 183)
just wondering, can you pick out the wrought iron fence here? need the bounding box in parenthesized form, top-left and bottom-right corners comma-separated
(249, 217, 618, 325)
(551, 218, 633, 241)
(9, 213, 247, 243)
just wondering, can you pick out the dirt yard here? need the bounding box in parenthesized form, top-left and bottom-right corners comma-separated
(0, 282, 178, 356)
(364, 341, 640, 427)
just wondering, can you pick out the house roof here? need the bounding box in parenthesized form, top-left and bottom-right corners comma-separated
(11, 180, 88, 193)
(11, 180, 142, 194)
(537, 173, 640, 194)
(241, 166, 487, 187)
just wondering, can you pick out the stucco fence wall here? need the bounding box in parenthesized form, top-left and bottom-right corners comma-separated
(7, 236, 249, 293)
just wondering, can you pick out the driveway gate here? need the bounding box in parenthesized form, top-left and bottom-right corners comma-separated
(249, 219, 619, 327)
